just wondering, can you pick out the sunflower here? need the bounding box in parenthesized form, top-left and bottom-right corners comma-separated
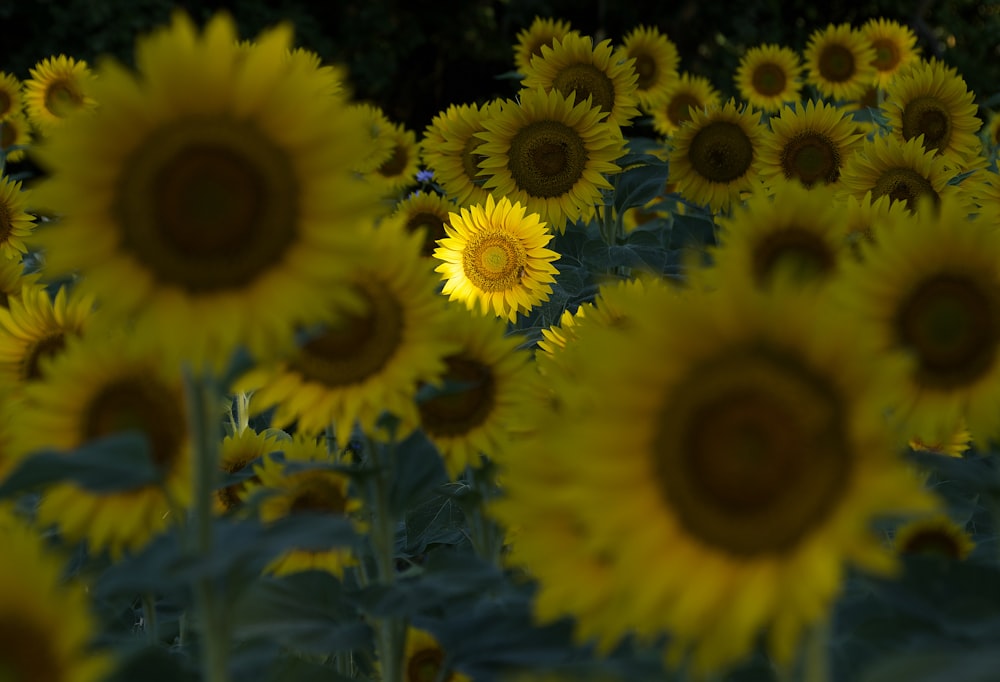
(880, 58, 982, 169)
(392, 191, 457, 258)
(490, 280, 936, 675)
(0, 258, 40, 308)
(370, 121, 421, 195)
(31, 13, 382, 372)
(0, 113, 32, 163)
(513, 17, 577, 76)
(861, 18, 920, 89)
(521, 32, 641, 129)
(236, 219, 458, 440)
(839, 190, 912, 260)
(894, 515, 974, 560)
(476, 88, 626, 234)
(215, 428, 285, 513)
(8, 335, 192, 559)
(756, 99, 865, 189)
(421, 101, 500, 208)
(734, 44, 804, 113)
(668, 100, 764, 213)
(351, 102, 398, 175)
(23, 55, 96, 132)
(0, 511, 112, 682)
(434, 194, 560, 322)
(839, 134, 955, 212)
(803, 23, 878, 102)
(620, 25, 680, 111)
(909, 418, 972, 458)
(402, 627, 471, 682)
(0, 72, 23, 121)
(988, 111, 1000, 149)
(649, 72, 722, 137)
(241, 437, 362, 577)
(0, 175, 37, 260)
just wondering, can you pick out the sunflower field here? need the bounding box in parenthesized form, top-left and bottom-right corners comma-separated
(1, 2, 1000, 681)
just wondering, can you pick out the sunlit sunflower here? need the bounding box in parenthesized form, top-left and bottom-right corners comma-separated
(351, 102, 398, 175)
(491, 280, 936, 675)
(839, 190, 912, 260)
(668, 100, 764, 212)
(421, 101, 501, 208)
(909, 418, 972, 458)
(236, 219, 458, 440)
(402, 627, 472, 682)
(0, 258, 40, 309)
(803, 23, 877, 102)
(0, 113, 32, 163)
(215, 428, 285, 513)
(756, 99, 864, 189)
(242, 437, 362, 576)
(418, 307, 535, 476)
(31, 12, 382, 372)
(861, 18, 920, 89)
(23, 55, 96, 132)
(434, 193, 560, 322)
(649, 73, 722, 137)
(513, 17, 577, 76)
(8, 335, 192, 559)
(839, 134, 954, 211)
(0, 72, 23, 121)
(370, 121, 421, 195)
(392, 191, 457, 257)
(734, 44, 803, 113)
(881, 58, 982, 169)
(0, 175, 37, 260)
(521, 32, 641, 129)
(894, 515, 974, 560)
(0, 511, 112, 682)
(621, 25, 680, 111)
(476, 88, 626, 233)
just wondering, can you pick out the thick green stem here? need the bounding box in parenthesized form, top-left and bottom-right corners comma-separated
(142, 593, 159, 645)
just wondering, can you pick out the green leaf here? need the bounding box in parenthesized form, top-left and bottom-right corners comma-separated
(612, 161, 669, 214)
(103, 645, 197, 682)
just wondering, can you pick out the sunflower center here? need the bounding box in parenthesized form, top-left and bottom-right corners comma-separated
(0, 618, 62, 682)
(378, 143, 409, 179)
(751, 63, 787, 97)
(551, 64, 616, 119)
(901, 96, 952, 152)
(407, 647, 451, 682)
(898, 529, 964, 559)
(896, 274, 997, 390)
(419, 355, 496, 438)
(633, 53, 658, 90)
(83, 377, 186, 473)
(290, 283, 404, 388)
(462, 232, 527, 292)
(667, 93, 701, 128)
(460, 133, 486, 184)
(870, 168, 938, 209)
(818, 44, 856, 83)
(289, 475, 348, 514)
(507, 120, 587, 198)
(780, 132, 841, 186)
(114, 118, 298, 293)
(688, 121, 754, 183)
(43, 79, 83, 118)
(406, 211, 450, 257)
(752, 228, 836, 284)
(872, 39, 901, 72)
(653, 349, 850, 555)
(22, 333, 67, 381)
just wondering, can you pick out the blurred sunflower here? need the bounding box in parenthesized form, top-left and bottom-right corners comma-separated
(392, 191, 456, 257)
(862, 18, 920, 88)
(988, 111, 1000, 148)
(649, 72, 722, 137)
(31, 12, 382, 372)
(0, 258, 40, 308)
(351, 102, 398, 175)
(756, 99, 864, 189)
(839, 190, 911, 260)
(803, 23, 877, 102)
(620, 25, 680, 111)
(521, 33, 641, 129)
(0, 175, 37, 260)
(215, 428, 284, 513)
(839, 134, 953, 212)
(402, 627, 471, 682)
(909, 418, 972, 458)
(23, 55, 96, 132)
(668, 100, 764, 212)
(370, 121, 421, 195)
(513, 16, 576, 76)
(421, 101, 500, 208)
(0, 113, 32, 163)
(434, 194, 560, 322)
(894, 515, 974, 560)
(734, 44, 803, 113)
(476, 88, 626, 233)
(0, 72, 23, 120)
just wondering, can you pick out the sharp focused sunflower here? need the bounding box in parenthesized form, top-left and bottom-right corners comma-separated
(803, 23, 878, 102)
(392, 190, 458, 258)
(0, 175, 38, 260)
(668, 100, 764, 213)
(434, 193, 560, 322)
(862, 18, 920, 89)
(402, 627, 471, 682)
(31, 12, 383, 372)
(0, 72, 23, 121)
(521, 32, 641, 129)
(513, 16, 577, 76)
(839, 134, 955, 212)
(215, 428, 285, 513)
(476, 88, 626, 234)
(649, 72, 722, 138)
(756, 99, 865, 190)
(734, 44, 804, 113)
(621, 25, 680, 112)
(894, 515, 974, 560)
(490, 281, 936, 675)
(909, 418, 972, 458)
(421, 101, 501, 208)
(23, 55, 96, 132)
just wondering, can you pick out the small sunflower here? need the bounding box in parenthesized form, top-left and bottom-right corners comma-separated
(215, 428, 285, 513)
(476, 88, 626, 233)
(0, 113, 32, 163)
(668, 100, 764, 212)
(421, 101, 501, 208)
(0, 71, 23, 120)
(803, 23, 878, 102)
(909, 418, 972, 458)
(861, 17, 920, 89)
(521, 32, 641, 129)
(403, 627, 471, 682)
(839, 134, 954, 211)
(370, 121, 421, 195)
(513, 17, 576, 76)
(434, 193, 560, 322)
(894, 515, 974, 560)
(620, 25, 680, 111)
(649, 72, 722, 137)
(392, 190, 457, 257)
(23, 55, 96, 131)
(0, 175, 37, 260)
(839, 190, 912, 260)
(0, 258, 40, 308)
(351, 102, 398, 175)
(734, 44, 804, 113)
(756, 99, 864, 189)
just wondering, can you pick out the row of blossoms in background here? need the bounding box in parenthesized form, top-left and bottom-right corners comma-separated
(0, 7, 998, 682)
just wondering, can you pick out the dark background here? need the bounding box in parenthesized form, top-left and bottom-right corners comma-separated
(3, 0, 998, 134)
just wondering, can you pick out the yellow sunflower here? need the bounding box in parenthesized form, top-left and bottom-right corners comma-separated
(420, 101, 501, 208)
(756, 99, 865, 189)
(839, 134, 955, 212)
(513, 16, 577, 76)
(236, 219, 458, 440)
(0, 175, 37, 260)
(521, 32, 641, 129)
(734, 44, 804, 113)
(369, 120, 421, 195)
(988, 111, 1000, 149)
(8, 335, 192, 559)
(0, 71, 23, 121)
(880, 58, 982, 169)
(894, 515, 974, 560)
(476, 88, 626, 234)
(909, 418, 972, 458)
(861, 17, 920, 89)
(31, 12, 382, 372)
(620, 25, 680, 111)
(403, 627, 471, 682)
(392, 190, 457, 258)
(0, 510, 112, 682)
(668, 100, 764, 213)
(23, 55, 97, 132)
(434, 193, 560, 322)
(0, 113, 32, 163)
(649, 72, 722, 137)
(803, 23, 878, 102)
(0, 258, 40, 308)
(491, 280, 936, 675)
(351, 102, 398, 175)
(839, 190, 912, 260)
(215, 428, 285, 513)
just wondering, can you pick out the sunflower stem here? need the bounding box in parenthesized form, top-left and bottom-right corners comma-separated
(466, 465, 503, 567)
(142, 593, 159, 645)
(802, 618, 830, 682)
